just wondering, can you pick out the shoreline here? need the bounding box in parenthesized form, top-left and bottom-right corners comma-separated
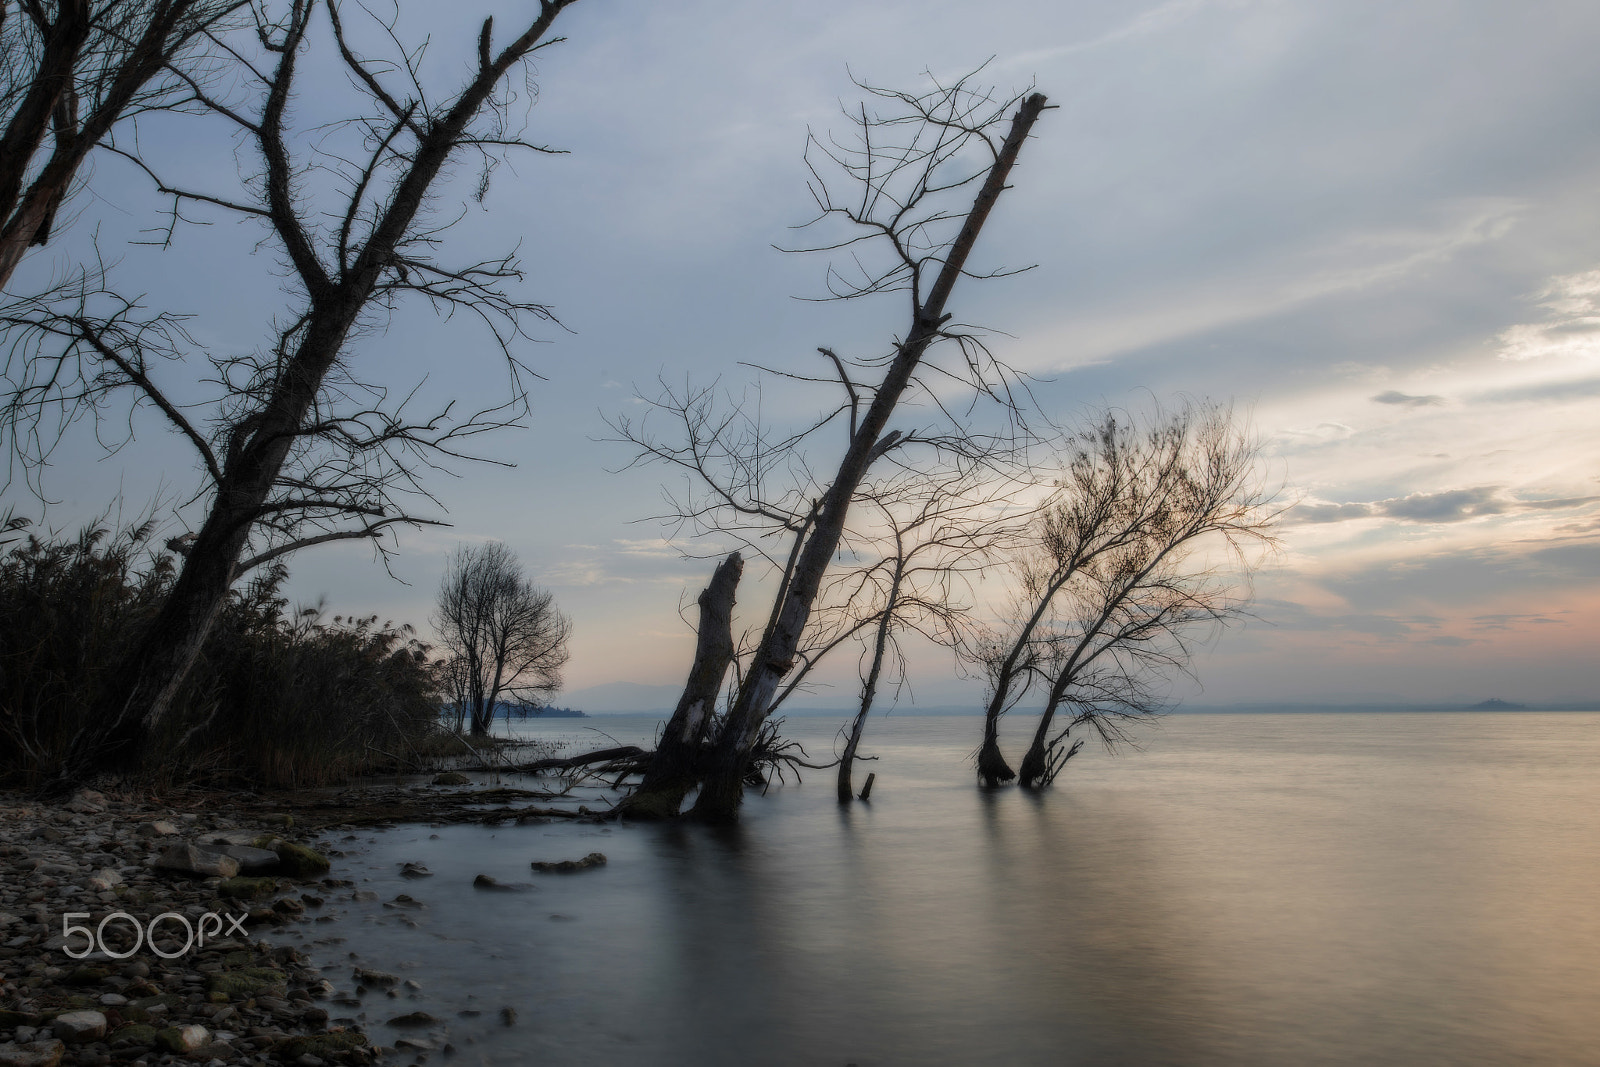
(0, 773, 606, 1067)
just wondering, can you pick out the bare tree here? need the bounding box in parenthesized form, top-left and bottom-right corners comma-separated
(0, 0, 248, 289)
(617, 73, 1050, 821)
(833, 462, 1021, 802)
(434, 542, 569, 737)
(0, 0, 587, 779)
(972, 404, 1280, 789)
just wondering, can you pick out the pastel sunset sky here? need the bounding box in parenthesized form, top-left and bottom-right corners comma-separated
(11, 0, 1600, 707)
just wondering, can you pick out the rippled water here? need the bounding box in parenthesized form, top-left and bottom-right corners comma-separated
(279, 712, 1600, 1066)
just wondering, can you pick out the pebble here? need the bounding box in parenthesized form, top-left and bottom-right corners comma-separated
(0, 792, 374, 1067)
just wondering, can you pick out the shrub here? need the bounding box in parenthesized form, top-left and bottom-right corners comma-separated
(0, 519, 443, 788)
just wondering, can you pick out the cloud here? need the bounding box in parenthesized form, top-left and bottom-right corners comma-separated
(1472, 375, 1600, 404)
(1370, 389, 1445, 406)
(1290, 487, 1600, 525)
(1253, 599, 1434, 636)
(1497, 269, 1600, 362)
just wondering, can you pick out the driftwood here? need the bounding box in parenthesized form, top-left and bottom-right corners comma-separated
(509, 745, 647, 773)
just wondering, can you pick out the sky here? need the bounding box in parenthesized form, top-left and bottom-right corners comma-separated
(8, 0, 1600, 708)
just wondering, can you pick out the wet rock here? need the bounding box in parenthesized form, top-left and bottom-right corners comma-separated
(275, 1031, 370, 1061)
(135, 820, 179, 838)
(217, 845, 281, 873)
(499, 1006, 517, 1026)
(51, 1010, 107, 1043)
(398, 862, 432, 878)
(218, 876, 279, 900)
(154, 1024, 209, 1054)
(352, 968, 398, 988)
(395, 1036, 434, 1051)
(431, 772, 470, 786)
(153, 844, 239, 879)
(386, 1011, 437, 1027)
(260, 838, 330, 877)
(471, 874, 528, 892)
(530, 852, 607, 873)
(383, 894, 423, 909)
(0, 1039, 64, 1067)
(206, 968, 286, 999)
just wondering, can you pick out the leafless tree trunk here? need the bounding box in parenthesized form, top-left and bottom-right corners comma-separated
(620, 551, 742, 818)
(27, 0, 584, 778)
(688, 88, 1050, 823)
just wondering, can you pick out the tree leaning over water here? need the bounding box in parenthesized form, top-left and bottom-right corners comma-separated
(0, 0, 586, 780)
(619, 75, 1051, 822)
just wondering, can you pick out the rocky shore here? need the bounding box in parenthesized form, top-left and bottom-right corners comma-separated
(0, 788, 372, 1067)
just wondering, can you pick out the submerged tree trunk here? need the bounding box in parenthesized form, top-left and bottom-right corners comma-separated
(620, 552, 742, 818)
(838, 561, 900, 802)
(690, 92, 1050, 824)
(977, 708, 1015, 788)
(1016, 697, 1059, 789)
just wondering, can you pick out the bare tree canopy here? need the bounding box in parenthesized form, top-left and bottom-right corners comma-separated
(0, 0, 248, 289)
(435, 541, 570, 737)
(972, 402, 1281, 788)
(0, 0, 587, 781)
(617, 72, 1052, 822)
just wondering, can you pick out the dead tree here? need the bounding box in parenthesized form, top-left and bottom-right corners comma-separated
(617, 73, 1050, 821)
(619, 550, 742, 819)
(0, 0, 586, 778)
(434, 542, 570, 737)
(834, 462, 1021, 802)
(973, 404, 1279, 788)
(0, 0, 247, 290)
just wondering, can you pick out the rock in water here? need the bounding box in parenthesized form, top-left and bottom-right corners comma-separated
(472, 874, 529, 892)
(431, 771, 470, 786)
(260, 838, 330, 877)
(530, 852, 607, 873)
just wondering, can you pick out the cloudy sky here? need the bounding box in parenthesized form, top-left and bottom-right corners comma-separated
(11, 0, 1600, 707)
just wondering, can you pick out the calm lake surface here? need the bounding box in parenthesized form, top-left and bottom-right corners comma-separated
(286, 712, 1600, 1066)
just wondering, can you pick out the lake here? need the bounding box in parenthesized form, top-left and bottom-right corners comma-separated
(284, 712, 1600, 1065)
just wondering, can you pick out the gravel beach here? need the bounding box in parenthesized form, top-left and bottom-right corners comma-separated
(0, 788, 372, 1067)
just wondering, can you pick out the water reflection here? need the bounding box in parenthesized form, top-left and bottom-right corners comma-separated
(296, 713, 1600, 1066)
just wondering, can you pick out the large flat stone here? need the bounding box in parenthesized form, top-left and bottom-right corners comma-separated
(52, 1011, 106, 1044)
(152, 844, 239, 878)
(0, 1039, 65, 1067)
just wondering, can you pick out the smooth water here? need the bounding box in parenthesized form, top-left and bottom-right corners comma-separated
(282, 713, 1600, 1066)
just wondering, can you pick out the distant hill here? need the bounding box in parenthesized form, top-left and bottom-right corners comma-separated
(1471, 698, 1527, 710)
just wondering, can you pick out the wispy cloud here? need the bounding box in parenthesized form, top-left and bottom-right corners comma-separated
(1371, 390, 1445, 407)
(1290, 486, 1600, 525)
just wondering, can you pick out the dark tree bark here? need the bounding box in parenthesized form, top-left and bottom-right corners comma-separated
(0, 0, 245, 290)
(689, 91, 1050, 823)
(619, 551, 742, 819)
(62, 0, 581, 778)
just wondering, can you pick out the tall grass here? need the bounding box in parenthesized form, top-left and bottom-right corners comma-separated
(0, 519, 443, 789)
